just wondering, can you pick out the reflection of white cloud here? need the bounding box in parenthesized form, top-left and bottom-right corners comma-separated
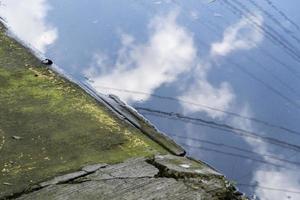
(87, 11, 263, 119)
(253, 168, 300, 200)
(0, 0, 57, 53)
(85, 53, 110, 76)
(87, 11, 197, 103)
(231, 106, 300, 200)
(180, 13, 264, 118)
(231, 105, 268, 154)
(86, 10, 237, 119)
(211, 13, 264, 57)
(179, 69, 235, 118)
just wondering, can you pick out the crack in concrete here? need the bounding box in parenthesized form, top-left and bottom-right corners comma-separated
(2, 156, 247, 200)
(0, 164, 108, 200)
(2, 158, 160, 199)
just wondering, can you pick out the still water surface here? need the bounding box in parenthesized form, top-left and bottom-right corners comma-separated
(1, 0, 300, 199)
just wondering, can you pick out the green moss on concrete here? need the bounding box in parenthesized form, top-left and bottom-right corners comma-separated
(0, 23, 167, 198)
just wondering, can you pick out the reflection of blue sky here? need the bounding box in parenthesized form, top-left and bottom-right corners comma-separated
(0, 0, 57, 53)
(1, 0, 300, 198)
(87, 10, 198, 103)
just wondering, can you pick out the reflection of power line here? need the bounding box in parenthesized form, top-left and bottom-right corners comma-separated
(137, 0, 300, 108)
(194, 9, 300, 104)
(248, 0, 300, 44)
(96, 85, 300, 136)
(225, 0, 300, 60)
(180, 143, 286, 169)
(171, 134, 300, 167)
(237, 183, 300, 194)
(258, 47, 300, 80)
(137, 107, 300, 152)
(245, 55, 300, 98)
(174, 1, 300, 109)
(198, 0, 300, 78)
(226, 58, 300, 110)
(221, 0, 300, 63)
(263, 0, 300, 32)
(195, 7, 300, 81)
(194, 16, 300, 97)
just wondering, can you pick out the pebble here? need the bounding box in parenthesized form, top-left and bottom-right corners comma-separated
(41, 59, 53, 65)
(12, 136, 22, 140)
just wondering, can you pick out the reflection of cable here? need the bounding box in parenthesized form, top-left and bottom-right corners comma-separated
(226, 0, 300, 61)
(174, 0, 300, 109)
(96, 86, 300, 136)
(240, 52, 300, 98)
(237, 183, 300, 194)
(263, 0, 300, 32)
(248, 0, 300, 44)
(134, 0, 300, 117)
(226, 58, 300, 110)
(137, 107, 300, 152)
(188, 2, 300, 110)
(180, 143, 286, 169)
(171, 134, 300, 167)
(194, 4, 300, 81)
(258, 47, 300, 80)
(194, 15, 300, 106)
(221, 0, 300, 62)
(193, 12, 300, 89)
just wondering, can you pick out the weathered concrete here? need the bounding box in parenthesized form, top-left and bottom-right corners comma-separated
(15, 156, 247, 200)
(153, 154, 222, 178)
(0, 22, 168, 199)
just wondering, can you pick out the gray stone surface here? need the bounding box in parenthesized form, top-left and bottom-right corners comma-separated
(82, 163, 108, 173)
(15, 156, 247, 200)
(39, 171, 88, 187)
(153, 154, 222, 178)
(18, 178, 203, 200)
(38, 164, 108, 188)
(84, 157, 159, 181)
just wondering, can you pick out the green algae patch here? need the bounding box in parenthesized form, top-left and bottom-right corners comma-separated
(0, 24, 167, 198)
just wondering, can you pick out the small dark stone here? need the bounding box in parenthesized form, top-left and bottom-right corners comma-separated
(41, 59, 53, 65)
(234, 191, 243, 196)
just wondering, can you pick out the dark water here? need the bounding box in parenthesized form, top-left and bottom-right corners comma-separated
(1, 0, 300, 199)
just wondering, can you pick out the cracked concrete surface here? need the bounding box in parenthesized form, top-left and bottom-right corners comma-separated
(12, 155, 247, 200)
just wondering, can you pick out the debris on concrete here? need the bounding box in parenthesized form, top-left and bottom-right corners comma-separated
(41, 59, 53, 65)
(11, 136, 22, 140)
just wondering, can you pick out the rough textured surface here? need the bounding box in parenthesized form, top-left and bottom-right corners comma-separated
(15, 156, 247, 200)
(82, 157, 159, 181)
(82, 164, 108, 173)
(153, 154, 221, 178)
(0, 22, 168, 199)
(38, 171, 87, 188)
(107, 95, 186, 156)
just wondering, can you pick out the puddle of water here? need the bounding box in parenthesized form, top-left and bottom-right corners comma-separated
(1, 0, 300, 198)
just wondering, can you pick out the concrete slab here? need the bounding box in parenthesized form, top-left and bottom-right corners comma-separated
(0, 23, 167, 199)
(15, 156, 247, 200)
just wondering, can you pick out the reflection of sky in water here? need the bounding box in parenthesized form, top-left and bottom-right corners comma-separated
(1, 0, 300, 198)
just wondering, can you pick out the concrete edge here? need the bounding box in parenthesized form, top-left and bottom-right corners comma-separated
(74, 81, 186, 156)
